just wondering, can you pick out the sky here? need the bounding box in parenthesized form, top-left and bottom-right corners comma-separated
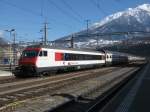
(0, 0, 149, 43)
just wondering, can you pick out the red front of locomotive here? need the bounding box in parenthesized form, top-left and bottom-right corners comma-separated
(19, 48, 41, 66)
(14, 47, 41, 77)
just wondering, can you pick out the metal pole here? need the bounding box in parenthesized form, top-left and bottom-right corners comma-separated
(44, 22, 48, 45)
(9, 32, 12, 65)
(71, 35, 74, 48)
(5, 29, 15, 67)
(96, 35, 98, 48)
(86, 19, 90, 35)
(13, 31, 16, 66)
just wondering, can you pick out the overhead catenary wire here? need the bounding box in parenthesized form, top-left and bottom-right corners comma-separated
(47, 0, 82, 23)
(40, 0, 44, 17)
(114, 0, 122, 2)
(60, 0, 84, 20)
(0, 0, 76, 31)
(0, 0, 82, 44)
(0, 0, 42, 17)
(89, 0, 108, 16)
(113, 0, 125, 8)
(41, 0, 77, 30)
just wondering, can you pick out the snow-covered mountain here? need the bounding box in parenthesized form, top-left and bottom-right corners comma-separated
(56, 4, 150, 48)
(91, 4, 150, 30)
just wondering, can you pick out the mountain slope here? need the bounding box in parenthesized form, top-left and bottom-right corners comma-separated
(55, 4, 150, 48)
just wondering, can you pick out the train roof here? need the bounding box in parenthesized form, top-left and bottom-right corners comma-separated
(103, 50, 131, 56)
(104, 50, 142, 57)
(26, 45, 104, 53)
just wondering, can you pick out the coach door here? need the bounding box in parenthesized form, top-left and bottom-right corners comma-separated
(38, 50, 48, 67)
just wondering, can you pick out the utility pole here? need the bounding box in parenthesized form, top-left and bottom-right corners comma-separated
(13, 31, 16, 66)
(65, 34, 74, 48)
(44, 22, 48, 45)
(70, 35, 74, 48)
(5, 29, 15, 67)
(96, 35, 99, 48)
(85, 19, 90, 35)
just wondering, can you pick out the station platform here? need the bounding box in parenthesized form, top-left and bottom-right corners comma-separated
(0, 70, 13, 76)
(102, 62, 150, 112)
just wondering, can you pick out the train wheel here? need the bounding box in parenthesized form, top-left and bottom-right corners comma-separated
(36, 72, 44, 77)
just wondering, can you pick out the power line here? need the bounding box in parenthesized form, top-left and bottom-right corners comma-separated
(40, 0, 44, 17)
(89, 0, 108, 16)
(50, 19, 75, 29)
(43, 22, 49, 45)
(40, 0, 79, 30)
(0, 0, 42, 17)
(0, 0, 83, 36)
(114, 0, 122, 2)
(61, 0, 84, 20)
(47, 0, 82, 23)
(85, 19, 91, 34)
(0, 0, 76, 31)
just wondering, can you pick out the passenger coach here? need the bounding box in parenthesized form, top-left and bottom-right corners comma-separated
(14, 45, 144, 77)
(14, 45, 106, 77)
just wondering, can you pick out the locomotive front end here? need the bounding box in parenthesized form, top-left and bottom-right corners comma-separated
(14, 48, 40, 77)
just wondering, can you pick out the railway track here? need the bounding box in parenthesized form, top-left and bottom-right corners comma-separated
(0, 66, 141, 112)
(0, 67, 110, 84)
(85, 64, 146, 112)
(48, 64, 145, 112)
(0, 67, 114, 84)
(0, 62, 140, 84)
(0, 76, 26, 84)
(0, 67, 116, 95)
(0, 62, 144, 112)
(0, 67, 119, 111)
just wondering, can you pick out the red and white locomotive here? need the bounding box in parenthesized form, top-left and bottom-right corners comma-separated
(13, 45, 141, 77)
(14, 45, 106, 77)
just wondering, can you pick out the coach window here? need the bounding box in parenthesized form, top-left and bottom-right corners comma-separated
(102, 56, 105, 60)
(43, 51, 47, 56)
(65, 53, 69, 60)
(107, 55, 109, 59)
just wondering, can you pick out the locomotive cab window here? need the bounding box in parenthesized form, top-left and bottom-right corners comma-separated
(22, 50, 38, 58)
(39, 51, 42, 56)
(39, 51, 47, 57)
